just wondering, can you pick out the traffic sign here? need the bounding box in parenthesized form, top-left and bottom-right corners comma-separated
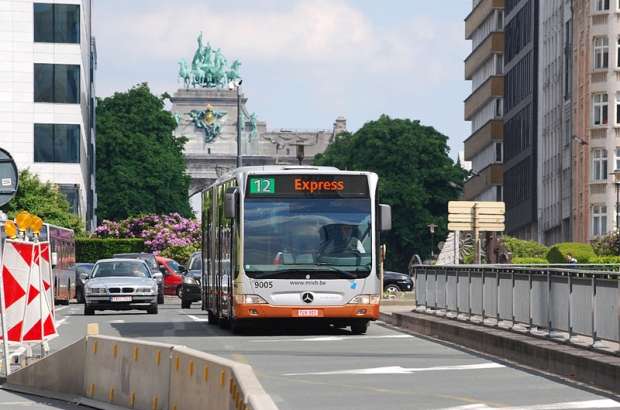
(448, 201, 504, 215)
(448, 222, 505, 232)
(0, 148, 18, 207)
(448, 214, 505, 223)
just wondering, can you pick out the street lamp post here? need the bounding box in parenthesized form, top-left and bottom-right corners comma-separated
(428, 223, 437, 259)
(612, 170, 620, 231)
(236, 80, 243, 168)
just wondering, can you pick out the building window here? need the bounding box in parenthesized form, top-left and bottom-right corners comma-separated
(617, 93, 620, 124)
(495, 142, 503, 162)
(615, 148, 620, 170)
(593, 36, 609, 69)
(495, 54, 504, 75)
(34, 124, 80, 163)
(591, 148, 608, 181)
(592, 205, 608, 237)
(593, 93, 608, 126)
(58, 184, 80, 214)
(496, 185, 503, 201)
(34, 64, 80, 104)
(594, 0, 610, 11)
(617, 38, 620, 68)
(34, 4, 80, 44)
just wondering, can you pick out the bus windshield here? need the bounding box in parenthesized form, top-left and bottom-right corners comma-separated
(244, 198, 372, 278)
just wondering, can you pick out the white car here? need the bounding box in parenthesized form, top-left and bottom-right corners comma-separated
(84, 259, 159, 315)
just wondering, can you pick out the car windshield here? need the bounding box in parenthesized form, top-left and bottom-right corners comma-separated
(244, 198, 372, 277)
(167, 259, 182, 273)
(92, 261, 150, 278)
(188, 256, 202, 271)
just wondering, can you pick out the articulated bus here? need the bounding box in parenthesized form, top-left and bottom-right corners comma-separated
(39, 223, 76, 304)
(200, 166, 391, 334)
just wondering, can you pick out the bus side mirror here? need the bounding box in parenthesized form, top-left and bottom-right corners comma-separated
(379, 204, 392, 232)
(224, 188, 238, 219)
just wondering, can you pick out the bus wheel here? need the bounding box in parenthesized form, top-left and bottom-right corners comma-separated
(181, 299, 191, 309)
(230, 319, 246, 335)
(350, 320, 369, 335)
(84, 305, 95, 316)
(207, 310, 218, 325)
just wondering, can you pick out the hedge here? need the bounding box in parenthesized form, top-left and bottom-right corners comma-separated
(588, 255, 620, 264)
(546, 242, 596, 263)
(502, 237, 548, 258)
(511, 257, 548, 264)
(76, 238, 145, 263)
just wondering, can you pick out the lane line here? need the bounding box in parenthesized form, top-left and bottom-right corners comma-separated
(0, 401, 36, 406)
(251, 334, 414, 343)
(284, 362, 504, 376)
(186, 314, 209, 322)
(55, 318, 67, 328)
(108, 320, 125, 324)
(54, 306, 69, 312)
(437, 399, 620, 410)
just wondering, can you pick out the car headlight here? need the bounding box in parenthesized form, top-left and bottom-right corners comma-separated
(184, 276, 197, 285)
(137, 287, 156, 294)
(348, 294, 380, 305)
(234, 294, 268, 304)
(86, 287, 107, 295)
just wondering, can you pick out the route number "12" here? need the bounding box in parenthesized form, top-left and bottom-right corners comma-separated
(249, 177, 275, 194)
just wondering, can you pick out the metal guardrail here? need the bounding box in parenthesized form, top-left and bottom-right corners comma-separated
(413, 265, 620, 349)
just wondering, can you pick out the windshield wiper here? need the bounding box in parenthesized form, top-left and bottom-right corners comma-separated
(249, 265, 361, 279)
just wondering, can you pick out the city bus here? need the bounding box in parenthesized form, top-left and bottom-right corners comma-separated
(40, 223, 76, 304)
(200, 166, 391, 334)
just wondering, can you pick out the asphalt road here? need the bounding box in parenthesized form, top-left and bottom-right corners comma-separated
(31, 298, 618, 410)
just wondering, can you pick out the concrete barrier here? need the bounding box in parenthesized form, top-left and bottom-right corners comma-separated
(2, 335, 278, 410)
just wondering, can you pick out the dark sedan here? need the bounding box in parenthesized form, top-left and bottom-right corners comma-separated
(383, 271, 413, 294)
(180, 252, 202, 309)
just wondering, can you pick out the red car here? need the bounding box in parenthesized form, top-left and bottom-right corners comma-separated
(155, 256, 186, 296)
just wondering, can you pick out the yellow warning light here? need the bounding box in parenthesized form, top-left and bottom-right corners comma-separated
(30, 216, 43, 236)
(15, 211, 32, 232)
(4, 220, 17, 239)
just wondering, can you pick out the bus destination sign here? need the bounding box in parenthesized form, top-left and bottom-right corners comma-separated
(246, 175, 369, 197)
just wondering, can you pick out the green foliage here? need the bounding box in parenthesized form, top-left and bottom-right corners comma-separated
(159, 244, 199, 266)
(1, 170, 84, 233)
(591, 231, 620, 256)
(76, 238, 145, 263)
(511, 257, 548, 264)
(502, 236, 548, 258)
(546, 242, 596, 263)
(315, 115, 466, 271)
(588, 255, 620, 264)
(96, 83, 192, 221)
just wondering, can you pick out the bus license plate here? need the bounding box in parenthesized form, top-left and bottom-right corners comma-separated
(111, 296, 132, 302)
(297, 309, 319, 317)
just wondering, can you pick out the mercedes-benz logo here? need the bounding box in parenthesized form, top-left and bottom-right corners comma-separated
(302, 292, 314, 304)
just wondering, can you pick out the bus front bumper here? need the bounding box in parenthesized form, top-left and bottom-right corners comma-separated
(234, 303, 380, 320)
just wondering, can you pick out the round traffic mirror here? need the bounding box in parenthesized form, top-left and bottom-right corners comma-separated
(0, 148, 19, 207)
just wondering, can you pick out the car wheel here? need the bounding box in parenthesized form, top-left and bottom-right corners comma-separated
(84, 305, 95, 316)
(384, 284, 402, 297)
(76, 289, 84, 304)
(181, 299, 191, 309)
(158, 293, 164, 305)
(350, 320, 369, 335)
(176, 286, 183, 298)
(147, 304, 158, 315)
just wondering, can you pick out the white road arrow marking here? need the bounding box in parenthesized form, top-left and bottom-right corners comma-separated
(186, 314, 209, 322)
(252, 334, 413, 343)
(437, 399, 620, 410)
(284, 362, 504, 376)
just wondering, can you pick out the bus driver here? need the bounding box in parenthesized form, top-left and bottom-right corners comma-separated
(320, 224, 366, 255)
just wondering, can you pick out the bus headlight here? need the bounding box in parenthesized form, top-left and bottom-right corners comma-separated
(348, 294, 380, 305)
(234, 294, 268, 304)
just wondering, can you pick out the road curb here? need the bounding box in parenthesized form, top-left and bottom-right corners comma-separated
(379, 311, 620, 396)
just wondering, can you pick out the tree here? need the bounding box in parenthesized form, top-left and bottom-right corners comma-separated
(96, 83, 192, 221)
(315, 115, 466, 272)
(1, 170, 84, 233)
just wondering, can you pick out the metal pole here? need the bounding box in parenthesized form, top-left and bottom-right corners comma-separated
(616, 183, 619, 231)
(236, 85, 242, 168)
(0, 241, 11, 376)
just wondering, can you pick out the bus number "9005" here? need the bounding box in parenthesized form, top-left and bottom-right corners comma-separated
(254, 281, 273, 289)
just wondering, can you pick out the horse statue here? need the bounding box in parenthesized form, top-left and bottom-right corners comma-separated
(178, 60, 192, 88)
(191, 66, 206, 87)
(227, 60, 242, 83)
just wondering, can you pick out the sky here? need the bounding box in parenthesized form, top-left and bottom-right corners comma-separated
(94, 0, 471, 158)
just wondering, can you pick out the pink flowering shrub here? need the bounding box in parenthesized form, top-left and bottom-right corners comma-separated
(95, 213, 201, 255)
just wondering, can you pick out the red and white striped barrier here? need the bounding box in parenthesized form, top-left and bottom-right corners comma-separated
(0, 240, 57, 343)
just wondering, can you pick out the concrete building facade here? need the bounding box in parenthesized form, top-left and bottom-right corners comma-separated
(572, 0, 620, 240)
(537, 0, 573, 244)
(463, 0, 505, 202)
(0, 0, 97, 230)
